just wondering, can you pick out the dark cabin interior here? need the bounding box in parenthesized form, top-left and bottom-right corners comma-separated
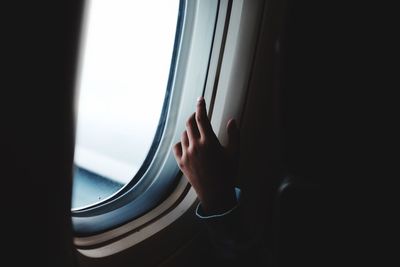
(2, 1, 395, 266)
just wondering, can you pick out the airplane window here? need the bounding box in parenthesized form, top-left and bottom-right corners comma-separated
(72, 0, 180, 209)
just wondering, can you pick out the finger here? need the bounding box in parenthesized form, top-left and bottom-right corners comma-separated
(181, 130, 189, 148)
(226, 119, 240, 155)
(195, 97, 213, 139)
(172, 142, 183, 159)
(185, 113, 200, 145)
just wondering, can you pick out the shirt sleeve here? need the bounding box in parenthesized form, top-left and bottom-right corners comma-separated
(195, 188, 266, 265)
(195, 188, 241, 219)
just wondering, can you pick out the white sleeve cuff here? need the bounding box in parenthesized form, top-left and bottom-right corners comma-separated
(195, 188, 241, 219)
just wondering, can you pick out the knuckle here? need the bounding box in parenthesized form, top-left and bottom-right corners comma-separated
(186, 147, 193, 156)
(180, 155, 188, 165)
(178, 161, 185, 170)
(189, 145, 198, 155)
(195, 112, 202, 121)
(199, 138, 208, 147)
(186, 113, 196, 128)
(181, 131, 188, 141)
(196, 111, 204, 122)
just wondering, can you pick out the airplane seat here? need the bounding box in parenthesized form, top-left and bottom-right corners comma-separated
(272, 175, 328, 267)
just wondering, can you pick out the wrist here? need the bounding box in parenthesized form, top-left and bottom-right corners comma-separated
(199, 187, 237, 215)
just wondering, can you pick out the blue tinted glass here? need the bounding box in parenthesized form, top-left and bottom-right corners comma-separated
(72, 0, 180, 209)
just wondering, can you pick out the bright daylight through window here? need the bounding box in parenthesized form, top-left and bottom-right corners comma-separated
(72, 0, 179, 209)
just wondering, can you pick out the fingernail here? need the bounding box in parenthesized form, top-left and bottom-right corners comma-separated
(197, 96, 204, 102)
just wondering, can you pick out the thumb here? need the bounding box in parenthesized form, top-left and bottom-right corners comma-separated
(226, 119, 240, 157)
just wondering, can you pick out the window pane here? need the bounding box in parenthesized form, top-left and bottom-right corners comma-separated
(72, 0, 180, 209)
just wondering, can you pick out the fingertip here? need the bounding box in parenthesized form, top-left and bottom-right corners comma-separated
(196, 97, 207, 120)
(172, 142, 182, 158)
(173, 141, 181, 150)
(227, 118, 238, 131)
(181, 130, 189, 146)
(196, 97, 206, 110)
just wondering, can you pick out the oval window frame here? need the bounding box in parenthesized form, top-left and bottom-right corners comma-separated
(72, 0, 221, 237)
